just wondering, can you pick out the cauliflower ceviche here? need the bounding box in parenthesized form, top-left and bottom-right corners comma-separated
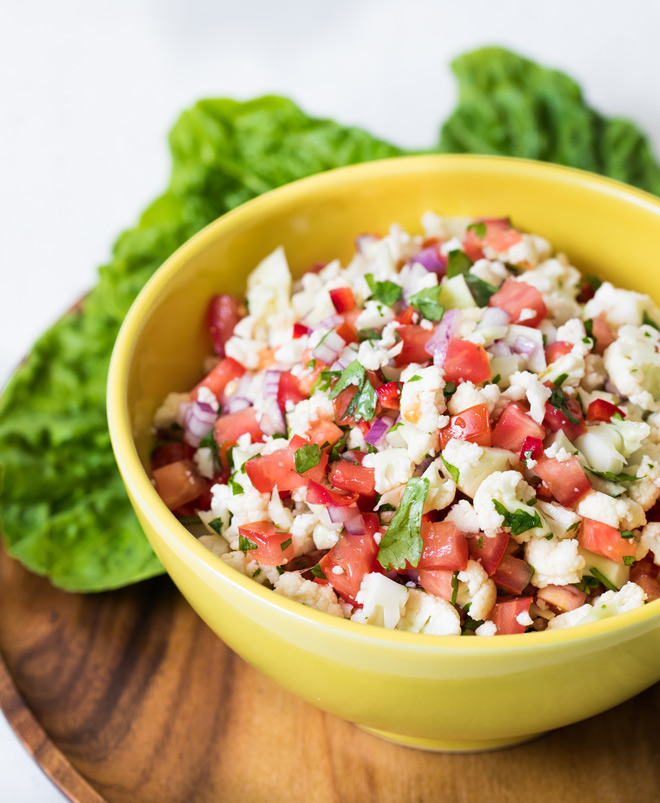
(151, 214, 660, 637)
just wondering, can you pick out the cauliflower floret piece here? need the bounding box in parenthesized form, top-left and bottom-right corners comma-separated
(397, 589, 461, 636)
(581, 353, 608, 391)
(484, 233, 542, 268)
(603, 324, 660, 409)
(444, 500, 481, 533)
(351, 573, 408, 629)
(400, 365, 446, 432)
(224, 333, 268, 370)
(503, 325, 546, 373)
(288, 511, 316, 556)
(447, 380, 501, 416)
(357, 337, 403, 371)
(291, 270, 336, 324)
(274, 572, 344, 617)
(640, 522, 660, 566)
(539, 350, 585, 388)
(456, 560, 497, 621)
(548, 582, 646, 629)
(576, 490, 646, 530)
(246, 246, 292, 322)
(422, 460, 456, 513)
(400, 261, 438, 298)
(153, 392, 190, 429)
(441, 439, 514, 498)
(583, 282, 657, 330)
(501, 371, 551, 424)
(212, 484, 270, 550)
(198, 534, 230, 558)
(517, 258, 582, 325)
(535, 500, 582, 539)
(525, 537, 585, 588)
(356, 299, 396, 330)
(363, 448, 414, 493)
(312, 522, 340, 551)
(475, 621, 497, 637)
(194, 447, 215, 479)
(386, 422, 440, 464)
(286, 393, 335, 438)
(469, 259, 509, 288)
(473, 471, 550, 541)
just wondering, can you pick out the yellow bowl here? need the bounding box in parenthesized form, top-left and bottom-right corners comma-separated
(108, 155, 660, 752)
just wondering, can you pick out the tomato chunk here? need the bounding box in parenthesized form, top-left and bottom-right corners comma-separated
(484, 228, 523, 253)
(579, 519, 637, 564)
(307, 418, 344, 448)
(586, 399, 625, 423)
(395, 325, 434, 366)
(152, 459, 207, 510)
(592, 313, 616, 355)
(534, 455, 591, 507)
(246, 436, 327, 493)
(307, 480, 358, 507)
(329, 462, 376, 497)
(192, 356, 245, 401)
(376, 381, 401, 410)
(492, 554, 534, 595)
(293, 322, 309, 338)
(214, 408, 262, 449)
(207, 294, 242, 357)
(489, 597, 532, 635)
(543, 399, 587, 441)
(491, 402, 545, 453)
(329, 287, 356, 313)
(545, 341, 573, 364)
(238, 521, 295, 566)
(443, 339, 491, 384)
(630, 556, 660, 602)
(438, 404, 491, 450)
(519, 435, 544, 463)
(318, 517, 380, 603)
(536, 584, 587, 612)
(278, 372, 306, 408)
(418, 568, 455, 601)
(469, 532, 509, 576)
(418, 522, 469, 571)
(489, 278, 546, 327)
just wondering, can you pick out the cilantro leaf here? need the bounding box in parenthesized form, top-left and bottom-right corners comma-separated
(450, 571, 460, 606)
(208, 518, 224, 535)
(294, 443, 322, 474)
(467, 221, 487, 238)
(365, 273, 403, 306)
(446, 249, 474, 278)
(200, 430, 222, 468)
(584, 318, 594, 340)
(347, 380, 378, 423)
(377, 478, 430, 570)
(464, 274, 498, 307)
(328, 360, 365, 400)
(588, 567, 619, 592)
(643, 311, 660, 331)
(357, 328, 381, 342)
(442, 456, 460, 483)
(280, 537, 292, 551)
(623, 555, 636, 566)
(492, 499, 541, 536)
(229, 477, 244, 495)
(586, 274, 603, 292)
(586, 468, 638, 483)
(239, 535, 258, 553)
(548, 386, 580, 425)
(408, 286, 445, 321)
(329, 438, 347, 461)
(443, 381, 457, 399)
(311, 564, 327, 580)
(575, 575, 600, 593)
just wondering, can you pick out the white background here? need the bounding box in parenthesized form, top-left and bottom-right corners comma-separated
(2, 1, 660, 799)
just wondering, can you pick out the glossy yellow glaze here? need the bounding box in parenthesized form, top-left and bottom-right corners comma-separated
(108, 156, 660, 750)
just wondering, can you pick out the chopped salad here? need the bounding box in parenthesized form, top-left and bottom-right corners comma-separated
(151, 214, 660, 636)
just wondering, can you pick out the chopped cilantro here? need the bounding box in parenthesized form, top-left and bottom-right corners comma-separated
(476, 535, 484, 548)
(358, 328, 381, 342)
(294, 443, 322, 474)
(345, 379, 378, 423)
(623, 555, 636, 566)
(492, 499, 541, 536)
(276, 565, 285, 575)
(199, 430, 222, 468)
(252, 568, 261, 578)
(575, 575, 600, 593)
(462, 616, 482, 634)
(643, 311, 660, 331)
(443, 381, 457, 398)
(365, 273, 403, 306)
(208, 518, 224, 535)
(329, 438, 347, 461)
(280, 537, 292, 551)
(446, 249, 474, 278)
(377, 478, 429, 570)
(305, 358, 317, 369)
(611, 411, 624, 421)
(450, 571, 460, 606)
(407, 374, 422, 383)
(465, 274, 498, 307)
(229, 477, 244, 495)
(620, 529, 635, 539)
(588, 567, 619, 592)
(548, 386, 580, 425)
(567, 520, 581, 532)
(239, 535, 258, 553)
(408, 285, 445, 321)
(491, 374, 501, 385)
(553, 372, 569, 387)
(586, 468, 638, 483)
(441, 456, 460, 483)
(311, 564, 327, 580)
(467, 221, 487, 238)
(328, 360, 365, 400)
(583, 318, 594, 340)
(586, 274, 603, 292)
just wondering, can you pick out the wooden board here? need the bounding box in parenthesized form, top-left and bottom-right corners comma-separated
(1, 543, 659, 803)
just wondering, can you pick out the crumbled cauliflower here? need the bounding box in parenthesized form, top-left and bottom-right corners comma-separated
(422, 460, 456, 513)
(198, 534, 229, 558)
(548, 582, 646, 629)
(447, 380, 501, 416)
(153, 392, 190, 429)
(603, 324, 660, 409)
(363, 448, 414, 493)
(444, 500, 481, 533)
(473, 471, 549, 541)
(469, 259, 509, 288)
(356, 299, 396, 330)
(274, 572, 344, 617)
(583, 282, 656, 330)
(351, 573, 408, 629)
(400, 365, 445, 431)
(576, 490, 646, 530)
(397, 589, 461, 636)
(441, 439, 513, 498)
(525, 537, 585, 588)
(501, 371, 551, 424)
(456, 560, 497, 621)
(640, 522, 660, 566)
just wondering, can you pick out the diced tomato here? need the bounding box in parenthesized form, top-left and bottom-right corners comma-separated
(298, 361, 326, 396)
(277, 371, 306, 408)
(329, 462, 376, 497)
(533, 455, 591, 506)
(438, 404, 491, 450)
(485, 228, 523, 253)
(151, 441, 196, 470)
(333, 387, 358, 426)
(293, 322, 309, 338)
(318, 523, 381, 603)
(491, 402, 545, 453)
(192, 356, 245, 402)
(336, 320, 358, 345)
(543, 399, 587, 441)
(579, 519, 637, 564)
(395, 306, 417, 325)
(376, 381, 401, 410)
(152, 459, 207, 511)
(443, 339, 491, 384)
(214, 408, 262, 470)
(586, 398, 625, 423)
(492, 555, 534, 595)
(395, 325, 434, 366)
(306, 480, 358, 507)
(489, 597, 532, 635)
(417, 522, 469, 571)
(207, 294, 243, 357)
(238, 521, 295, 566)
(489, 278, 546, 327)
(469, 532, 509, 576)
(418, 568, 455, 601)
(536, 584, 587, 612)
(329, 287, 356, 313)
(592, 313, 616, 355)
(519, 435, 544, 463)
(630, 556, 660, 602)
(306, 418, 344, 449)
(545, 341, 573, 364)
(462, 229, 485, 262)
(246, 436, 327, 493)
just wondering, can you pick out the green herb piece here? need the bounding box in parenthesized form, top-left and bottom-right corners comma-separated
(620, 529, 635, 539)
(548, 386, 580, 425)
(586, 468, 638, 483)
(446, 249, 474, 278)
(328, 360, 365, 400)
(377, 478, 430, 570)
(229, 477, 244, 495)
(567, 520, 581, 532)
(276, 566, 285, 575)
(200, 431, 222, 468)
(576, 575, 600, 593)
(450, 571, 460, 606)
(491, 374, 501, 385)
(589, 567, 619, 592)
(464, 274, 498, 306)
(239, 535, 258, 553)
(329, 438, 347, 462)
(644, 311, 660, 330)
(358, 328, 381, 342)
(294, 443, 322, 474)
(586, 274, 603, 292)
(553, 372, 569, 387)
(316, 369, 342, 393)
(280, 537, 292, 551)
(345, 379, 378, 423)
(462, 616, 482, 634)
(379, 503, 396, 513)
(583, 319, 594, 340)
(442, 456, 460, 483)
(476, 535, 484, 548)
(467, 221, 487, 238)
(492, 499, 541, 536)
(407, 375, 422, 383)
(311, 563, 327, 580)
(208, 518, 224, 534)
(365, 273, 403, 306)
(305, 358, 317, 369)
(623, 555, 636, 566)
(443, 381, 457, 398)
(408, 286, 445, 321)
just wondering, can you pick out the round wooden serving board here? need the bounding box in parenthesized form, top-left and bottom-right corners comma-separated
(1, 543, 658, 803)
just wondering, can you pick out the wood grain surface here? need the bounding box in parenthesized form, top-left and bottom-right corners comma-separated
(1, 542, 658, 803)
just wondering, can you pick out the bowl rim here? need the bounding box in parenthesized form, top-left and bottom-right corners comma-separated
(108, 152, 660, 651)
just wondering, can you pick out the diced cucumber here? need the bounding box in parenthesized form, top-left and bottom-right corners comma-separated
(578, 547, 630, 590)
(437, 275, 476, 310)
(454, 447, 514, 497)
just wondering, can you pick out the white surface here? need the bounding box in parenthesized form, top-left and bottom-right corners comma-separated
(1, 1, 660, 799)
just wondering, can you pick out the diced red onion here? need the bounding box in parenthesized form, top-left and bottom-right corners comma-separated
(184, 400, 217, 447)
(331, 345, 357, 371)
(341, 450, 364, 463)
(312, 330, 346, 364)
(513, 335, 538, 356)
(604, 379, 619, 395)
(311, 314, 343, 332)
(412, 246, 447, 275)
(259, 399, 286, 436)
(365, 415, 396, 448)
(225, 397, 251, 414)
(263, 369, 282, 400)
(487, 340, 513, 357)
(424, 308, 459, 365)
(344, 512, 366, 535)
(327, 504, 361, 524)
(478, 307, 510, 329)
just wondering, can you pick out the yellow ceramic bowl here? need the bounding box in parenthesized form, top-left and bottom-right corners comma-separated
(108, 155, 660, 752)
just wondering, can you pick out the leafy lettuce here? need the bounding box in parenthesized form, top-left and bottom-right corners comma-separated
(2, 49, 659, 592)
